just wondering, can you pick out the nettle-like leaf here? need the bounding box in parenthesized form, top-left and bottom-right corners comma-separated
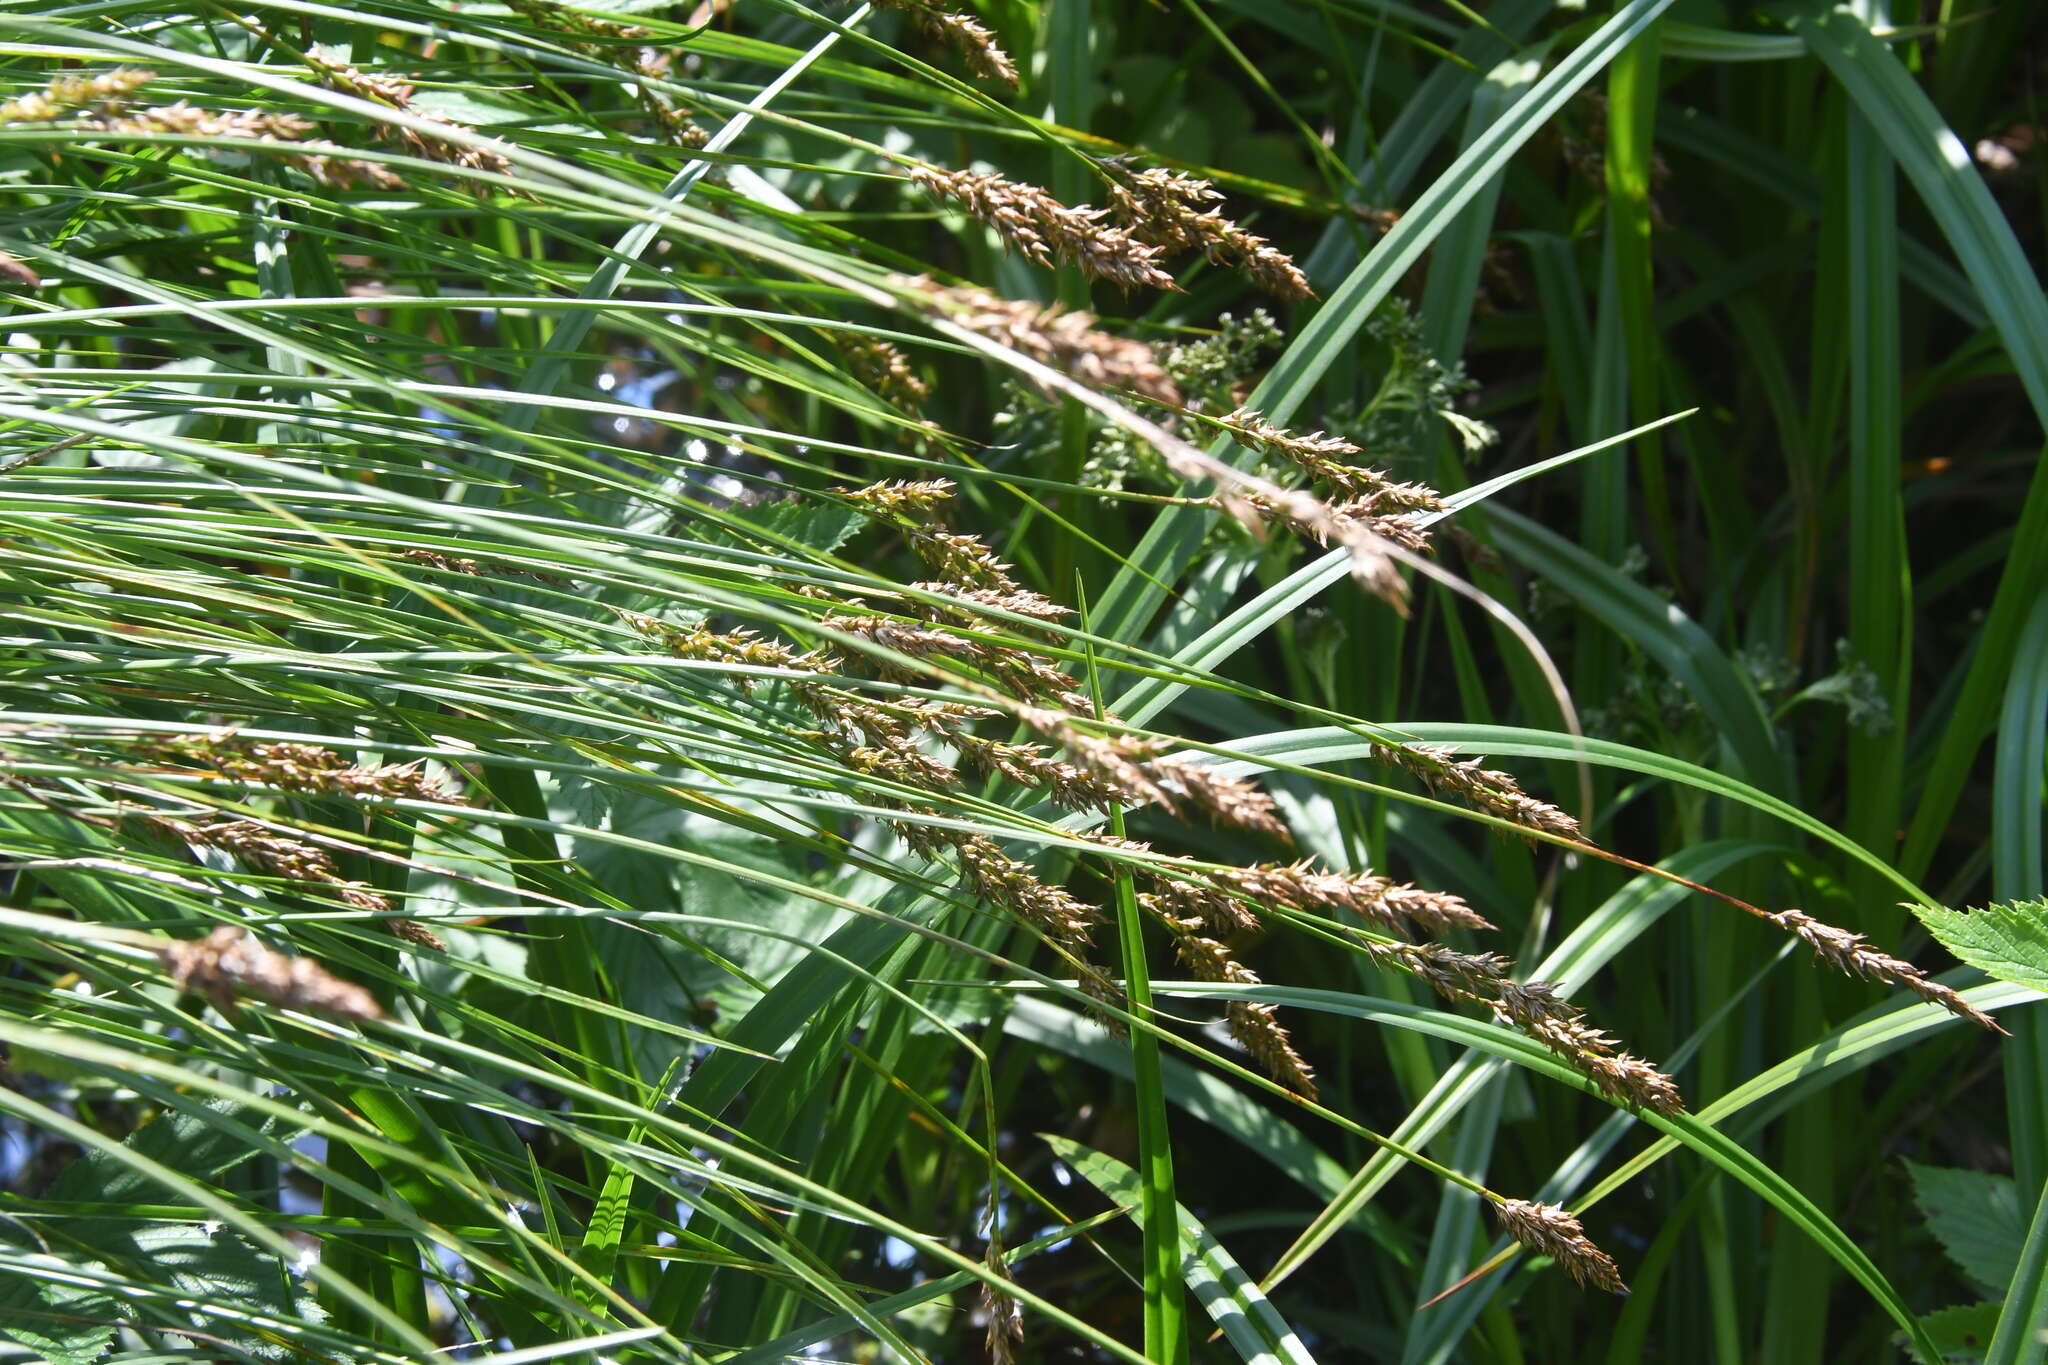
(0, 1102, 316, 1363)
(1907, 1160, 2028, 1295)
(1897, 1301, 2003, 1363)
(733, 491, 867, 557)
(1916, 900, 2048, 996)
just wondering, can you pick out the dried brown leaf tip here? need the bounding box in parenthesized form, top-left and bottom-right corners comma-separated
(911, 169, 1178, 291)
(874, 0, 1018, 88)
(1770, 907, 2002, 1032)
(160, 925, 384, 1024)
(0, 252, 40, 289)
(1490, 1197, 1625, 1293)
(903, 278, 1182, 405)
(1108, 167, 1314, 300)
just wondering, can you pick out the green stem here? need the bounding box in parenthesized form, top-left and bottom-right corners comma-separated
(1083, 586, 1185, 1365)
(1109, 799, 1187, 1365)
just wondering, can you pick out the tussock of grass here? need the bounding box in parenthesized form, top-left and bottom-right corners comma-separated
(0, 2, 2038, 1361)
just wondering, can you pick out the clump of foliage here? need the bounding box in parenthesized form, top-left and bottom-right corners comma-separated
(0, 1, 2045, 1363)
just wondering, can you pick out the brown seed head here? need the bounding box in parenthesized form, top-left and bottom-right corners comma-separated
(1771, 908, 2002, 1032)
(1109, 168, 1314, 299)
(1372, 741, 1581, 841)
(911, 171, 1178, 291)
(1171, 932, 1317, 1097)
(876, 0, 1019, 88)
(0, 68, 155, 125)
(907, 278, 1183, 404)
(1490, 1198, 1625, 1293)
(160, 925, 384, 1024)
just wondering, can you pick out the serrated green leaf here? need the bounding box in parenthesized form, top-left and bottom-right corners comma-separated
(1917, 901, 2048, 996)
(1910, 1162, 2029, 1295)
(0, 1101, 315, 1363)
(1905, 1302, 2005, 1363)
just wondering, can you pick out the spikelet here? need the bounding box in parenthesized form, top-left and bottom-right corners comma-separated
(1375, 943, 1684, 1115)
(0, 68, 154, 125)
(1490, 1198, 1625, 1293)
(144, 735, 461, 805)
(839, 335, 933, 406)
(1370, 741, 1580, 840)
(1489, 980, 1686, 1115)
(874, 0, 1019, 88)
(980, 1241, 1026, 1365)
(910, 529, 1025, 591)
(912, 169, 1177, 291)
(1771, 907, 2001, 1031)
(387, 918, 448, 952)
(952, 835, 1097, 945)
(82, 102, 314, 142)
(309, 51, 519, 187)
(1171, 931, 1317, 1097)
(160, 925, 384, 1024)
(1208, 861, 1493, 935)
(842, 478, 956, 518)
(499, 0, 708, 145)
(619, 609, 832, 687)
(1215, 407, 1445, 513)
(1138, 875, 1264, 936)
(149, 816, 393, 913)
(1108, 167, 1314, 299)
(822, 614, 1087, 707)
(951, 733, 1124, 811)
(904, 582, 1072, 629)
